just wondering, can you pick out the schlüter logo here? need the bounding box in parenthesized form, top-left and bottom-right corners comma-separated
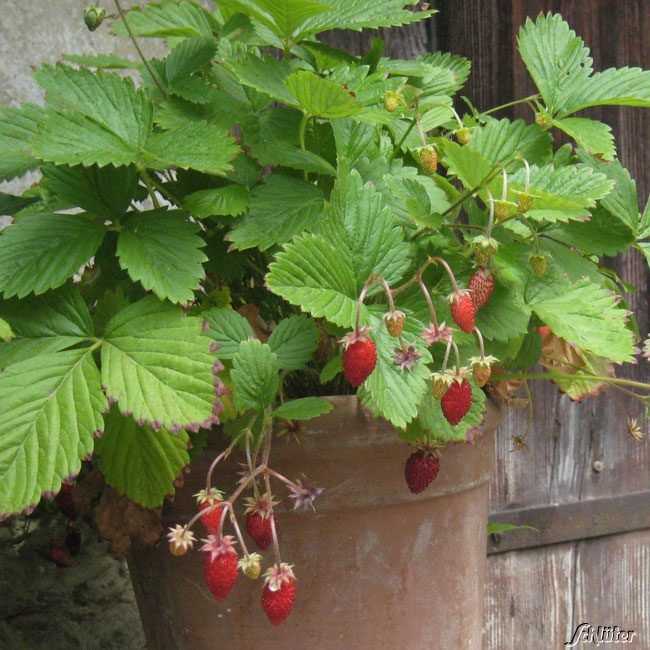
(565, 623, 636, 647)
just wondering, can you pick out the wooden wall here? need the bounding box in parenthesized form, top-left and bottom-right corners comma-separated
(327, 1, 650, 647)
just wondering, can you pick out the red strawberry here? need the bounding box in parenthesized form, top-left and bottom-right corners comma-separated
(404, 450, 440, 494)
(340, 328, 377, 387)
(201, 535, 239, 601)
(195, 488, 225, 535)
(244, 495, 277, 550)
(468, 268, 494, 310)
(449, 291, 475, 333)
(262, 563, 296, 625)
(441, 378, 472, 426)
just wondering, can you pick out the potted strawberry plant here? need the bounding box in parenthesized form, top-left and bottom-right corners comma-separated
(1, 1, 649, 647)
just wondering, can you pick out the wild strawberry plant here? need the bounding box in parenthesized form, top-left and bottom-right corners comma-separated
(1, 0, 649, 624)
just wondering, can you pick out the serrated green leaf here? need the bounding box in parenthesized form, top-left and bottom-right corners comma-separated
(417, 52, 471, 95)
(0, 192, 37, 216)
(402, 382, 486, 443)
(268, 315, 320, 370)
(202, 307, 255, 359)
(227, 174, 324, 251)
(576, 151, 639, 231)
(526, 276, 634, 362)
(165, 37, 217, 86)
(266, 233, 360, 328)
(475, 282, 531, 342)
(511, 329, 542, 371)
(321, 170, 411, 290)
(96, 410, 190, 508)
(63, 53, 137, 69)
(185, 185, 250, 218)
(320, 352, 342, 382)
(231, 339, 279, 412)
(517, 13, 592, 115)
(0, 103, 44, 181)
(0, 348, 106, 514)
(358, 321, 431, 429)
(285, 70, 360, 118)
(41, 164, 138, 220)
(331, 119, 378, 166)
(273, 396, 332, 420)
(101, 297, 220, 430)
(0, 214, 106, 299)
(113, 1, 213, 38)
(145, 122, 238, 175)
(552, 117, 615, 160)
(117, 209, 207, 304)
(227, 54, 297, 105)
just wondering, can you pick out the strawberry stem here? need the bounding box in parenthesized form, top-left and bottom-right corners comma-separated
(441, 340, 452, 373)
(264, 472, 282, 565)
(486, 191, 495, 239)
(501, 168, 508, 202)
(355, 276, 376, 332)
(474, 326, 486, 359)
(451, 341, 462, 372)
(416, 274, 438, 326)
(429, 257, 460, 294)
(229, 511, 250, 556)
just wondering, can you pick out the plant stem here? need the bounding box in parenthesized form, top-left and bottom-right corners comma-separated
(416, 274, 438, 326)
(264, 472, 282, 565)
(389, 117, 417, 160)
(480, 94, 540, 117)
(299, 112, 309, 181)
(504, 372, 650, 392)
(113, 0, 167, 98)
(429, 256, 460, 293)
(474, 327, 486, 358)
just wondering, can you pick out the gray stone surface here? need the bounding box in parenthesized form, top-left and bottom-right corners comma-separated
(0, 2, 164, 648)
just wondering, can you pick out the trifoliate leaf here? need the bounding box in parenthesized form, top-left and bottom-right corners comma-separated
(266, 233, 360, 328)
(116, 209, 207, 304)
(165, 37, 217, 86)
(552, 117, 615, 161)
(145, 122, 238, 175)
(331, 119, 378, 166)
(184, 185, 250, 218)
(95, 410, 190, 508)
(113, 0, 213, 38)
(101, 297, 221, 431)
(273, 397, 332, 420)
(0, 348, 106, 515)
(268, 315, 320, 370)
(226, 54, 297, 105)
(0, 103, 44, 181)
(526, 276, 634, 362)
(0, 214, 106, 299)
(402, 382, 486, 443)
(231, 339, 279, 412)
(202, 307, 255, 359)
(476, 281, 531, 342)
(284, 71, 360, 118)
(41, 164, 138, 221)
(227, 174, 324, 251)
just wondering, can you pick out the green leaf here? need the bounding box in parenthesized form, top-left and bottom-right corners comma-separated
(165, 37, 217, 86)
(41, 164, 138, 220)
(231, 339, 279, 412)
(220, 0, 330, 42)
(0, 103, 44, 181)
(227, 174, 324, 250)
(226, 54, 297, 105)
(116, 209, 207, 304)
(63, 53, 137, 69)
(296, 0, 436, 36)
(0, 348, 106, 514)
(359, 321, 431, 429)
(95, 411, 190, 508)
(145, 122, 238, 175)
(273, 397, 332, 420)
(488, 521, 538, 535)
(266, 233, 359, 328)
(113, 1, 213, 38)
(0, 214, 106, 299)
(284, 71, 360, 118)
(576, 151, 639, 231)
(517, 13, 592, 115)
(526, 276, 634, 363)
(185, 185, 250, 218)
(202, 307, 255, 359)
(0, 192, 37, 216)
(511, 329, 542, 371)
(101, 297, 221, 431)
(552, 117, 615, 161)
(268, 315, 320, 370)
(320, 352, 342, 382)
(418, 52, 471, 95)
(322, 170, 411, 290)
(402, 382, 486, 443)
(476, 282, 531, 342)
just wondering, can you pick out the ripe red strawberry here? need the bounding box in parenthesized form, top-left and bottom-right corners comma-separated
(340, 328, 377, 387)
(404, 450, 440, 494)
(245, 510, 274, 550)
(262, 563, 296, 626)
(441, 378, 472, 426)
(449, 291, 475, 333)
(468, 268, 495, 310)
(201, 535, 239, 602)
(195, 488, 225, 535)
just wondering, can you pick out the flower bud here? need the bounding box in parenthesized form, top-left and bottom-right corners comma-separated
(84, 6, 106, 31)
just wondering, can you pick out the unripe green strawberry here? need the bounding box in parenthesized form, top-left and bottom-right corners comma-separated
(530, 253, 547, 276)
(517, 192, 533, 213)
(469, 356, 497, 388)
(238, 553, 263, 580)
(535, 112, 550, 129)
(84, 5, 105, 31)
(493, 200, 513, 221)
(431, 371, 453, 399)
(382, 90, 404, 112)
(455, 127, 471, 145)
(415, 146, 438, 176)
(471, 236, 498, 267)
(383, 310, 405, 338)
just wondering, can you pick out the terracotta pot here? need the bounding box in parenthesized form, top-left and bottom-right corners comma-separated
(128, 396, 503, 650)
